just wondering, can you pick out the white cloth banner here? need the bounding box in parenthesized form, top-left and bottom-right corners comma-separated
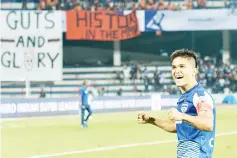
(144, 9, 237, 31)
(0, 11, 63, 81)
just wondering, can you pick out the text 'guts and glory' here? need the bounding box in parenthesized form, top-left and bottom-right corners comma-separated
(0, 11, 62, 81)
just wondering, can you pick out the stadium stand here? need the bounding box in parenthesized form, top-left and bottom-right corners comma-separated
(0, 0, 231, 10)
(2, 57, 237, 98)
(0, 65, 174, 98)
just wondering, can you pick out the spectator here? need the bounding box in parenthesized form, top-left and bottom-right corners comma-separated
(137, 0, 146, 10)
(40, 88, 46, 98)
(37, 0, 47, 10)
(116, 71, 123, 83)
(142, 66, 149, 79)
(117, 88, 123, 96)
(130, 64, 139, 84)
(182, 0, 193, 10)
(218, 78, 225, 93)
(157, 2, 166, 10)
(46, 0, 60, 10)
(123, 64, 131, 84)
(62, 0, 73, 10)
(196, 0, 206, 9)
(206, 64, 214, 87)
(144, 76, 150, 92)
(73, 3, 83, 10)
(128, 1, 137, 10)
(153, 66, 161, 91)
(166, 2, 176, 10)
(22, 0, 28, 9)
(146, 0, 157, 10)
(98, 87, 105, 96)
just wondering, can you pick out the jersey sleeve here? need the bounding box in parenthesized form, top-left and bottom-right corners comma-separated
(193, 91, 214, 112)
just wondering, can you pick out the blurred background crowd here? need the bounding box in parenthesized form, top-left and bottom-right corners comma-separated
(110, 52, 237, 97)
(1, 0, 237, 11)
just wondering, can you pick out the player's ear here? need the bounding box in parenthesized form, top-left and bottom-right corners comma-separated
(193, 68, 198, 75)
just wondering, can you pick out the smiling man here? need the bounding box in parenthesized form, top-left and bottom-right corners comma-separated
(138, 49, 216, 158)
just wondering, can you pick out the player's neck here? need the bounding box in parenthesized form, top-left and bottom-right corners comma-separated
(179, 81, 198, 94)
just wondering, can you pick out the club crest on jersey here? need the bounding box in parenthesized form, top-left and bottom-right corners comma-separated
(181, 100, 188, 113)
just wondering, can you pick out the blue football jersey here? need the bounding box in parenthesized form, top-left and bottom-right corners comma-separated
(176, 83, 216, 158)
(80, 86, 89, 105)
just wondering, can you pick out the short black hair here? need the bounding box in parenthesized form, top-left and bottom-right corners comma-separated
(170, 49, 198, 68)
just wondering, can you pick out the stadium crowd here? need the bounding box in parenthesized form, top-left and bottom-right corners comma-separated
(111, 53, 237, 96)
(34, 0, 194, 11)
(15, 0, 236, 11)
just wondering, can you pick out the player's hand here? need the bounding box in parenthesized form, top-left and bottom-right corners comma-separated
(137, 112, 149, 124)
(168, 108, 183, 121)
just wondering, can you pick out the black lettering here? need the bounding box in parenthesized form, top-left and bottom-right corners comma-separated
(21, 12, 30, 29)
(1, 52, 11, 67)
(35, 12, 41, 29)
(113, 30, 118, 39)
(45, 11, 54, 29)
(16, 36, 24, 47)
(121, 29, 125, 38)
(86, 29, 96, 39)
(128, 25, 138, 35)
(6, 11, 17, 30)
(118, 15, 128, 28)
(100, 30, 105, 39)
(38, 36, 45, 47)
(102, 30, 118, 40)
(106, 13, 116, 29)
(27, 36, 35, 47)
(121, 28, 129, 38)
(121, 25, 138, 39)
(128, 13, 137, 24)
(76, 11, 87, 27)
(16, 36, 45, 48)
(1, 52, 20, 68)
(126, 27, 131, 36)
(38, 53, 46, 67)
(94, 12, 102, 28)
(13, 53, 20, 68)
(89, 11, 92, 28)
(47, 53, 59, 68)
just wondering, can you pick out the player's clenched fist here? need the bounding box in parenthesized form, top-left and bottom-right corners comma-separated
(137, 112, 149, 124)
(168, 108, 183, 121)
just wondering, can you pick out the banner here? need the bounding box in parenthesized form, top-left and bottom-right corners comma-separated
(91, 96, 151, 111)
(66, 10, 140, 41)
(144, 9, 237, 32)
(0, 11, 63, 81)
(1, 98, 80, 118)
(0, 96, 151, 118)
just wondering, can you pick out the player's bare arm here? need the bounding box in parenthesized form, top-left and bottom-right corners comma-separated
(138, 113, 177, 133)
(168, 101, 214, 132)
